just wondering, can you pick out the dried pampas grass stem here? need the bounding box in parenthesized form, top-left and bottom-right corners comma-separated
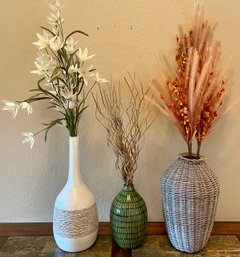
(149, 4, 231, 158)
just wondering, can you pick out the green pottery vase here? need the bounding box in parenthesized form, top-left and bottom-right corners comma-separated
(110, 184, 147, 249)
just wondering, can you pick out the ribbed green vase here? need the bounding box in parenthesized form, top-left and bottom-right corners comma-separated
(110, 184, 148, 249)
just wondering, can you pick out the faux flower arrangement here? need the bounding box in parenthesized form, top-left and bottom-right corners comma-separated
(2, 0, 107, 148)
(148, 4, 231, 158)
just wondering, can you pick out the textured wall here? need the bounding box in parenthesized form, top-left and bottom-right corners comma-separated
(0, 0, 240, 222)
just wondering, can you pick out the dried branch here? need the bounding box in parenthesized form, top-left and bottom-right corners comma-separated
(93, 74, 154, 185)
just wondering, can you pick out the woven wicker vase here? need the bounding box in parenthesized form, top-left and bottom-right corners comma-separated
(53, 136, 98, 252)
(110, 184, 148, 249)
(160, 154, 220, 253)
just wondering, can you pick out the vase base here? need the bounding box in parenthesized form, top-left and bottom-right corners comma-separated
(54, 229, 98, 252)
(115, 239, 144, 250)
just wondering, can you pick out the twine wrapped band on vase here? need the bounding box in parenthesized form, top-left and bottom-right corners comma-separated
(161, 154, 220, 253)
(54, 203, 98, 239)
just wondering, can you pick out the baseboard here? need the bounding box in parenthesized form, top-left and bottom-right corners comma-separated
(0, 222, 239, 236)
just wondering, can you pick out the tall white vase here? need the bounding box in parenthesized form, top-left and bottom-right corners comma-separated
(53, 136, 98, 252)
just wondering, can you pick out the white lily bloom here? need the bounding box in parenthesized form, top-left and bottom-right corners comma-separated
(35, 52, 51, 64)
(31, 53, 56, 77)
(33, 31, 50, 50)
(2, 100, 19, 118)
(49, 36, 63, 52)
(49, 0, 64, 12)
(63, 98, 77, 110)
(47, 16, 64, 31)
(48, 90, 57, 96)
(65, 37, 78, 54)
(68, 64, 80, 74)
(48, 0, 64, 28)
(47, 13, 58, 25)
(68, 100, 76, 109)
(61, 88, 78, 109)
(21, 132, 35, 149)
(20, 102, 33, 115)
(95, 72, 108, 84)
(31, 62, 44, 76)
(77, 47, 95, 62)
(61, 89, 77, 100)
(79, 65, 95, 85)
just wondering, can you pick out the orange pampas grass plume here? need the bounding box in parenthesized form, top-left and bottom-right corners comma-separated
(148, 4, 231, 158)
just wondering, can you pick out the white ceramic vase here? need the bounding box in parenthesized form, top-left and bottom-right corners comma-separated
(53, 136, 98, 252)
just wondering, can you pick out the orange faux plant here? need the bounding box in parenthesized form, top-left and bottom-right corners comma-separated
(149, 4, 231, 158)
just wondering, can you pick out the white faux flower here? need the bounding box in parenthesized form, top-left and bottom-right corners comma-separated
(31, 53, 56, 77)
(65, 37, 78, 54)
(48, 90, 57, 96)
(95, 72, 108, 84)
(2, 100, 19, 118)
(68, 64, 80, 74)
(33, 31, 51, 50)
(79, 65, 95, 85)
(47, 1, 64, 28)
(61, 89, 76, 100)
(21, 132, 35, 149)
(49, 0, 64, 12)
(68, 100, 77, 109)
(35, 52, 52, 64)
(61, 89, 78, 109)
(49, 36, 63, 52)
(77, 48, 95, 62)
(31, 62, 44, 76)
(20, 102, 33, 115)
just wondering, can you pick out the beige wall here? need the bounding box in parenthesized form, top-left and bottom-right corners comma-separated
(0, 0, 240, 222)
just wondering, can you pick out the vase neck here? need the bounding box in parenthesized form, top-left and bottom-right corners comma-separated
(123, 184, 135, 192)
(66, 136, 83, 186)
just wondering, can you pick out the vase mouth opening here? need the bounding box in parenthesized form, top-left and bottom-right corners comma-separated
(179, 153, 206, 162)
(69, 135, 79, 140)
(123, 184, 135, 191)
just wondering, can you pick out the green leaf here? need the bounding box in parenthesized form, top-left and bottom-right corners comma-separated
(29, 88, 41, 92)
(66, 49, 79, 71)
(65, 30, 88, 43)
(58, 48, 68, 63)
(40, 26, 55, 36)
(37, 80, 60, 103)
(43, 118, 64, 141)
(29, 97, 49, 103)
(76, 105, 88, 122)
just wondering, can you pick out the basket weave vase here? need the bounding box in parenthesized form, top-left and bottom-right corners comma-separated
(161, 154, 220, 253)
(110, 184, 147, 249)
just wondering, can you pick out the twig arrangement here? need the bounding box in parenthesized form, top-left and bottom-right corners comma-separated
(148, 4, 231, 158)
(93, 75, 153, 185)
